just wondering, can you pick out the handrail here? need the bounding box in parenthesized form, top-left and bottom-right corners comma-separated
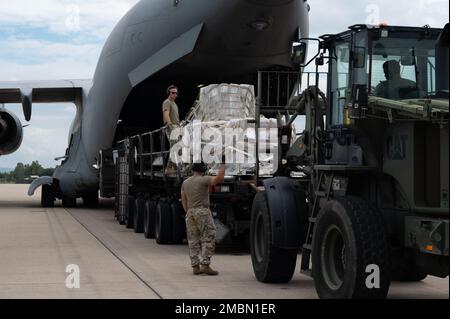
(116, 124, 176, 180)
(115, 70, 330, 181)
(257, 71, 329, 110)
(149, 131, 154, 179)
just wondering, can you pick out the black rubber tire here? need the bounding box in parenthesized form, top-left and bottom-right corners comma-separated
(171, 202, 186, 244)
(250, 191, 298, 283)
(62, 196, 77, 208)
(312, 196, 391, 299)
(118, 215, 126, 226)
(391, 249, 428, 282)
(155, 201, 173, 244)
(144, 200, 157, 239)
(82, 192, 99, 208)
(116, 194, 126, 225)
(41, 185, 55, 208)
(392, 266, 427, 282)
(126, 195, 135, 229)
(114, 195, 119, 220)
(133, 197, 145, 233)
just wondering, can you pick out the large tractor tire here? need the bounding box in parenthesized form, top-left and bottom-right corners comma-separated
(125, 195, 135, 229)
(155, 200, 173, 244)
(133, 196, 145, 233)
(312, 196, 391, 299)
(250, 191, 298, 283)
(171, 202, 186, 244)
(41, 185, 55, 208)
(391, 249, 427, 282)
(144, 200, 157, 239)
(392, 265, 427, 282)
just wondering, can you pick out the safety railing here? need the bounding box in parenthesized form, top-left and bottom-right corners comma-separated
(256, 71, 329, 112)
(117, 125, 183, 183)
(116, 70, 330, 184)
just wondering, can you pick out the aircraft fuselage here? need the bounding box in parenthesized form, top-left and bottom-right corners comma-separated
(54, 0, 310, 197)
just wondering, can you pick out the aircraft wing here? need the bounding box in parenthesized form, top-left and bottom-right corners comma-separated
(0, 79, 91, 121)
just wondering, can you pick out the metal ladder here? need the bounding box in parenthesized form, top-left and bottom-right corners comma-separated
(300, 170, 335, 276)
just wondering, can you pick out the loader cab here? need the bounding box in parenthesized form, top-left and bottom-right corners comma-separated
(319, 24, 443, 127)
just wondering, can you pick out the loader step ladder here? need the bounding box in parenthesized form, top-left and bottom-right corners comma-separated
(300, 171, 335, 276)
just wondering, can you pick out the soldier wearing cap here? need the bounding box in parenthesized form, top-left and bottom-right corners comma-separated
(162, 85, 181, 174)
(181, 162, 226, 275)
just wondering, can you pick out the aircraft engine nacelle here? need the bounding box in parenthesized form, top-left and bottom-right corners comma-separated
(0, 108, 23, 156)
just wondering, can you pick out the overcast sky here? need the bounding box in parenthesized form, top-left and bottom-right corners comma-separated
(0, 0, 448, 168)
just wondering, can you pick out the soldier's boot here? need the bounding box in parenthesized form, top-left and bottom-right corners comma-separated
(200, 265, 219, 276)
(193, 265, 202, 275)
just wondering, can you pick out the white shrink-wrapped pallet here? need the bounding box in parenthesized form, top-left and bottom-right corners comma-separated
(171, 84, 294, 177)
(190, 84, 256, 121)
(175, 119, 278, 176)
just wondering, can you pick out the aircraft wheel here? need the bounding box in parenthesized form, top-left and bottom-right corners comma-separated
(41, 185, 55, 208)
(82, 192, 99, 208)
(62, 195, 76, 208)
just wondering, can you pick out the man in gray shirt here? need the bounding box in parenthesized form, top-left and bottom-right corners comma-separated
(181, 163, 225, 275)
(162, 85, 181, 174)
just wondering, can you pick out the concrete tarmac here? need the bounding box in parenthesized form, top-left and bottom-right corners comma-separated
(0, 185, 448, 299)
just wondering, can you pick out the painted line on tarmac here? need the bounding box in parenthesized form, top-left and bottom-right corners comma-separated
(65, 208, 164, 299)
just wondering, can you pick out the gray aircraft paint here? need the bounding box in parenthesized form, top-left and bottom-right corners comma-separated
(2, 0, 310, 198)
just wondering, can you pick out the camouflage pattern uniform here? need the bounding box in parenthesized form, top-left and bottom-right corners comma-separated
(185, 208, 216, 267)
(182, 175, 217, 267)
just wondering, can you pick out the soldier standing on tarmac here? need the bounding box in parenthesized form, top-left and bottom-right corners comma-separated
(181, 162, 226, 275)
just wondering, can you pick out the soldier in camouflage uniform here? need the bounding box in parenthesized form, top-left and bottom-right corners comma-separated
(181, 163, 225, 275)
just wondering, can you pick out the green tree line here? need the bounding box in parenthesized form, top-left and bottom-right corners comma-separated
(0, 161, 55, 184)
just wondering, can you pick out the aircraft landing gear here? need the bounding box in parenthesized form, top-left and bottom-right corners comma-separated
(41, 185, 55, 208)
